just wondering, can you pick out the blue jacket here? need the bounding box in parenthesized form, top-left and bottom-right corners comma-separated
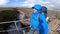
(30, 4, 42, 29)
(30, 4, 48, 34)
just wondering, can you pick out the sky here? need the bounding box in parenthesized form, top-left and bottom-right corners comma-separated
(0, 0, 60, 11)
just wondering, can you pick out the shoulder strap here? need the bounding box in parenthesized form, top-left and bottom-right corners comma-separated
(38, 13, 40, 22)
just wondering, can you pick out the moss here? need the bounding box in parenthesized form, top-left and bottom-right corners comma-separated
(0, 9, 17, 22)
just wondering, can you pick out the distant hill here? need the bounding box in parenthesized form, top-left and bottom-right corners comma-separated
(48, 10, 60, 19)
(0, 8, 60, 19)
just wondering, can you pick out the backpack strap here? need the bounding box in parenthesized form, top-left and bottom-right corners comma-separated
(38, 12, 43, 22)
(38, 13, 41, 22)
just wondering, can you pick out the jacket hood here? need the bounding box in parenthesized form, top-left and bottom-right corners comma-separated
(32, 4, 42, 11)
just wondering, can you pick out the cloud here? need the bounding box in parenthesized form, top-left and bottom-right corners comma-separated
(19, 0, 54, 8)
(0, 0, 10, 5)
(48, 0, 60, 11)
(0, 0, 60, 11)
(19, 0, 60, 11)
(49, 0, 60, 4)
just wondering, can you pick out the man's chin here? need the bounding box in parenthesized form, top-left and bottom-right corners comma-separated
(33, 11, 36, 13)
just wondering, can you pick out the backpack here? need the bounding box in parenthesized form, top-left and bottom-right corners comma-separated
(38, 6, 47, 22)
(41, 6, 47, 18)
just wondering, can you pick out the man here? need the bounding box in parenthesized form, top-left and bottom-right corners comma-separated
(30, 4, 48, 34)
(30, 4, 42, 34)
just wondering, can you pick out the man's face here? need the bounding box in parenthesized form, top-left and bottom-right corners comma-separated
(32, 9, 37, 13)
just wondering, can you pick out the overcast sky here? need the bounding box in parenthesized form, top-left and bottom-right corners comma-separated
(0, 0, 60, 11)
